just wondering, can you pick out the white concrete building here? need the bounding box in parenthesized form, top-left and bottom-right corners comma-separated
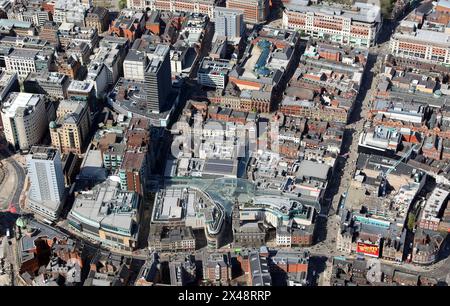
(26, 146, 65, 220)
(1, 93, 48, 151)
(5, 49, 39, 80)
(197, 58, 234, 89)
(282, 0, 382, 48)
(53, 0, 87, 25)
(170, 47, 188, 76)
(90, 46, 121, 86)
(214, 7, 245, 38)
(418, 186, 449, 231)
(7, 8, 51, 26)
(390, 30, 450, 65)
(86, 62, 109, 98)
(129, 0, 215, 18)
(123, 49, 147, 81)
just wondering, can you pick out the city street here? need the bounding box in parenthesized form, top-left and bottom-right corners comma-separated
(0, 140, 26, 213)
(296, 19, 450, 283)
(1, 2, 450, 287)
(312, 49, 380, 257)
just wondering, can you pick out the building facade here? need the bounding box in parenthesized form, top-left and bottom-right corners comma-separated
(148, 225, 196, 253)
(5, 48, 51, 80)
(227, 0, 269, 24)
(197, 58, 234, 89)
(203, 252, 232, 285)
(215, 7, 245, 38)
(50, 100, 91, 155)
(144, 44, 172, 113)
(1, 93, 48, 151)
(23, 72, 70, 99)
(123, 49, 147, 81)
(389, 30, 450, 66)
(68, 179, 142, 252)
(26, 146, 66, 220)
(85, 6, 109, 33)
(118, 151, 147, 195)
(130, 0, 215, 18)
(0, 70, 19, 101)
(282, 1, 382, 48)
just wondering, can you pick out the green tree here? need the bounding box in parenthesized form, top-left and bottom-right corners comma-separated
(119, 0, 127, 10)
(407, 213, 416, 231)
(380, 0, 396, 19)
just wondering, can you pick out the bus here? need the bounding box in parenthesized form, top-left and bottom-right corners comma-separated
(42, 218, 55, 226)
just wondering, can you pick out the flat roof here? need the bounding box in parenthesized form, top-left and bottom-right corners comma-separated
(284, 0, 381, 24)
(26, 71, 67, 84)
(120, 151, 146, 171)
(421, 186, 449, 222)
(393, 29, 450, 47)
(125, 49, 147, 63)
(68, 80, 94, 93)
(0, 18, 32, 28)
(9, 48, 39, 59)
(82, 149, 103, 168)
(70, 179, 138, 233)
(29, 146, 58, 161)
(20, 219, 67, 255)
(297, 160, 330, 180)
(1, 92, 41, 118)
(203, 158, 238, 177)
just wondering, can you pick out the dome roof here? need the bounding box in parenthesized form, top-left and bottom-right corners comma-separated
(49, 121, 57, 129)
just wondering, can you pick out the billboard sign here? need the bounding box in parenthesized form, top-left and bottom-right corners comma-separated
(356, 242, 380, 258)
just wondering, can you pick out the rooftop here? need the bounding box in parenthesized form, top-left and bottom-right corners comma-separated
(297, 160, 330, 180)
(120, 151, 146, 171)
(145, 44, 170, 73)
(19, 219, 67, 263)
(393, 29, 450, 47)
(8, 48, 39, 59)
(29, 146, 58, 161)
(198, 58, 235, 75)
(69, 179, 139, 235)
(420, 186, 449, 223)
(1, 92, 42, 118)
(283, 0, 381, 24)
(25, 71, 67, 84)
(0, 18, 32, 29)
(68, 80, 94, 93)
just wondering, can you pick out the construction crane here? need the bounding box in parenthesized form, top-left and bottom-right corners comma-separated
(379, 144, 419, 197)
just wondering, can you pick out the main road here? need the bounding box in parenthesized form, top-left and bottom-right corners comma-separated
(0, 142, 25, 213)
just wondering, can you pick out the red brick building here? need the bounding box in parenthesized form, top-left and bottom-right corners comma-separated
(109, 11, 145, 42)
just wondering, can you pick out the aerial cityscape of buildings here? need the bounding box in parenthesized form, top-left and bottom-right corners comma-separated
(0, 0, 449, 288)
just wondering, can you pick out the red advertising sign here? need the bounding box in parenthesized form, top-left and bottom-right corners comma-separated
(356, 242, 380, 257)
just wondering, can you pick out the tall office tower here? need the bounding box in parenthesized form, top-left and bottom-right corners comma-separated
(26, 146, 66, 220)
(144, 44, 172, 114)
(215, 7, 245, 38)
(226, 0, 269, 24)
